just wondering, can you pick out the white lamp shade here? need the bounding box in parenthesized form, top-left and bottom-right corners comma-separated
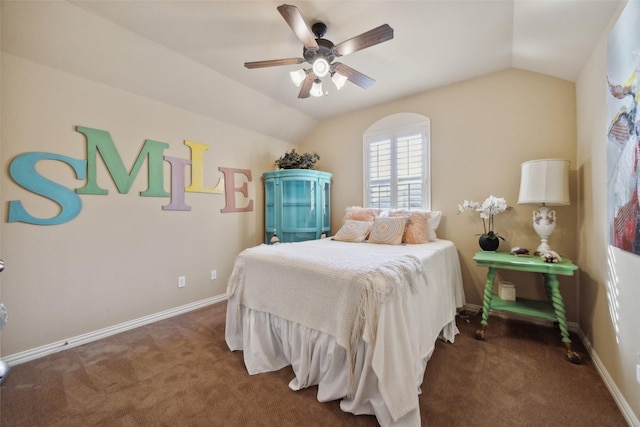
(310, 79, 323, 97)
(332, 72, 348, 90)
(290, 69, 307, 87)
(518, 159, 570, 206)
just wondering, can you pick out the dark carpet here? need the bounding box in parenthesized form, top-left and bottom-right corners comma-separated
(0, 301, 627, 426)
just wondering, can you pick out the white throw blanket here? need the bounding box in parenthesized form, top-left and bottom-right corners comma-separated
(226, 240, 427, 393)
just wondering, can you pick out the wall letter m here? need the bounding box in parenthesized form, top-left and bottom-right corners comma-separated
(75, 126, 169, 197)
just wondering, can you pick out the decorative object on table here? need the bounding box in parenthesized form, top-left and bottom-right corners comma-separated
(510, 247, 530, 256)
(270, 229, 280, 244)
(498, 281, 516, 301)
(478, 234, 500, 251)
(275, 149, 320, 170)
(540, 250, 562, 263)
(458, 195, 512, 251)
(517, 159, 570, 254)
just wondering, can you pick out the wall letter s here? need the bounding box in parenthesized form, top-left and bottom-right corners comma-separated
(8, 152, 87, 225)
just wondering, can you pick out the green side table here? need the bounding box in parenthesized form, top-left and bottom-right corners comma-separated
(472, 251, 581, 363)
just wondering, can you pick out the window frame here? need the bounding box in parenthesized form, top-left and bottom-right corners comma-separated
(363, 117, 431, 210)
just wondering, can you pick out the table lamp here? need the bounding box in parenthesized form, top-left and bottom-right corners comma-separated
(517, 159, 570, 254)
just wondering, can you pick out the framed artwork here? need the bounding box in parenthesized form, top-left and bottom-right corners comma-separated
(606, 1, 640, 255)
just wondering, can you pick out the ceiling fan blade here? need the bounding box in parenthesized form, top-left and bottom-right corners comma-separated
(244, 58, 304, 69)
(298, 72, 315, 99)
(332, 24, 394, 57)
(277, 4, 319, 50)
(334, 63, 375, 89)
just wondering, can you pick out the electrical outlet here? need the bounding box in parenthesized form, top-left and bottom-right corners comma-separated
(211, 270, 217, 280)
(636, 363, 640, 385)
(178, 276, 186, 288)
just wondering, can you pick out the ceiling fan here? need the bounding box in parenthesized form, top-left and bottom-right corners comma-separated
(244, 4, 394, 99)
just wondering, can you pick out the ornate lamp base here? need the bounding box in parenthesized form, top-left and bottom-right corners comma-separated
(533, 206, 557, 253)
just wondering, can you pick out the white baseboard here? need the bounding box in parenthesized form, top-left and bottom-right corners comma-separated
(576, 327, 640, 427)
(462, 303, 638, 426)
(3, 294, 227, 366)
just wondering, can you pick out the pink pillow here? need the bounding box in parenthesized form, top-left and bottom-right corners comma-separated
(388, 210, 435, 243)
(343, 206, 382, 222)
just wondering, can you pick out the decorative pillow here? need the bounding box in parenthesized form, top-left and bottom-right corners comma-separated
(428, 211, 441, 241)
(333, 220, 374, 242)
(387, 209, 441, 242)
(343, 206, 382, 222)
(368, 216, 409, 245)
(388, 209, 432, 244)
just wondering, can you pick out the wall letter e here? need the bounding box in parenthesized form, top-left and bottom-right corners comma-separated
(218, 167, 253, 213)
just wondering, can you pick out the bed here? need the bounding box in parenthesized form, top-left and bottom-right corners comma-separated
(225, 223, 465, 426)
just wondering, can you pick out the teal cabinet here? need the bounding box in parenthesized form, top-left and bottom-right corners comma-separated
(264, 170, 331, 243)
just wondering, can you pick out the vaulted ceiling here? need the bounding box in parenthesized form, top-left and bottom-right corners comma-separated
(3, 1, 624, 142)
(71, 1, 622, 119)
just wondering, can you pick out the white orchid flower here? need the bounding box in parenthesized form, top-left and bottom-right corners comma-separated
(458, 195, 511, 236)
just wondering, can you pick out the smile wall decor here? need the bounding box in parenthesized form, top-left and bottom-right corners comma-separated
(7, 126, 253, 225)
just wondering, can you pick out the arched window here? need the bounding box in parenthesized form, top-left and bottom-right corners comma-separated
(363, 113, 431, 210)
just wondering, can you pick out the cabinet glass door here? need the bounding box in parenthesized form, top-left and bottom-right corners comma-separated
(282, 179, 317, 241)
(264, 178, 276, 243)
(263, 170, 331, 244)
(321, 180, 330, 235)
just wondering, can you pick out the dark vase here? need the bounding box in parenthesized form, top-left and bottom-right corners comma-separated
(479, 233, 500, 251)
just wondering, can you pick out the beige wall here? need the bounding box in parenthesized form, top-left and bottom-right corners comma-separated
(0, 54, 293, 355)
(0, 2, 300, 357)
(576, 1, 640, 421)
(301, 68, 579, 317)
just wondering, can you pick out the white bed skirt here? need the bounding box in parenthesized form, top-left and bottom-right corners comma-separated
(225, 239, 464, 426)
(226, 303, 459, 426)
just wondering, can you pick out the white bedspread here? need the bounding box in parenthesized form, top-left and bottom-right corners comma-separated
(226, 238, 465, 426)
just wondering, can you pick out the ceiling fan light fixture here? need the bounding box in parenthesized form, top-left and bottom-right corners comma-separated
(310, 79, 323, 97)
(290, 69, 307, 87)
(312, 57, 330, 78)
(245, 5, 394, 99)
(331, 71, 348, 90)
